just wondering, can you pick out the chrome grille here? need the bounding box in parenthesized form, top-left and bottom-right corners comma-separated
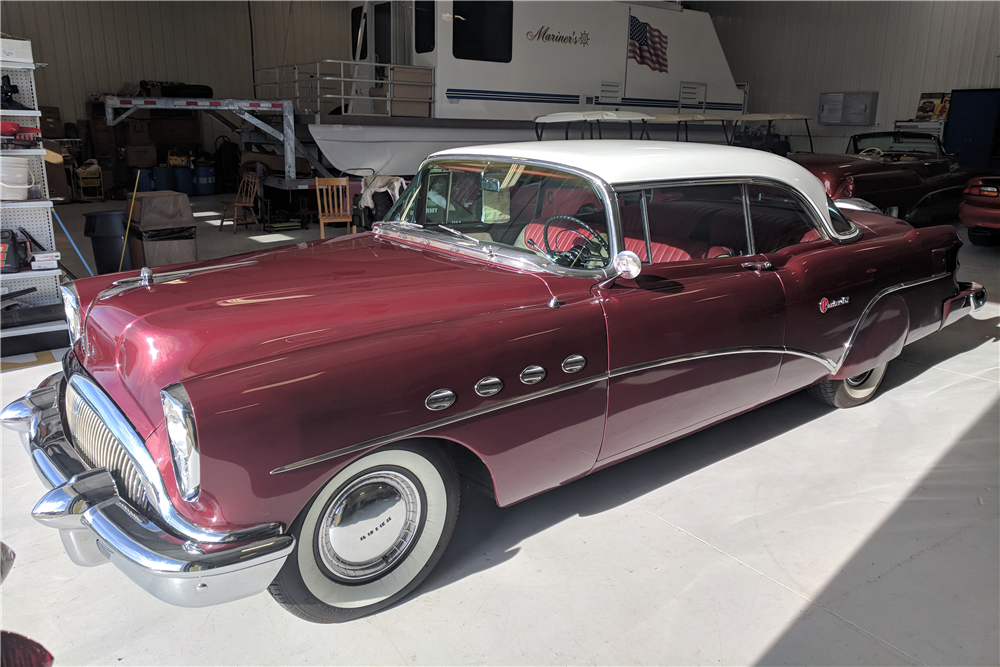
(65, 381, 153, 514)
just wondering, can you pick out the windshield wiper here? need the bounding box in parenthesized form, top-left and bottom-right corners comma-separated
(437, 225, 485, 247)
(381, 221, 423, 230)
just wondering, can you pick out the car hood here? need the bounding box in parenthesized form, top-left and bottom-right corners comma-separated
(74, 234, 555, 437)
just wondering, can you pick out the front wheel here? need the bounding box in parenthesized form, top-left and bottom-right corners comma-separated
(268, 441, 460, 623)
(807, 362, 889, 408)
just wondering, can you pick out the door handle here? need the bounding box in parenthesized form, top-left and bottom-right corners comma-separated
(742, 260, 772, 271)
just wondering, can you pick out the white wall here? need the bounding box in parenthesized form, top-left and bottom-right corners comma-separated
(686, 1, 1000, 153)
(0, 1, 350, 152)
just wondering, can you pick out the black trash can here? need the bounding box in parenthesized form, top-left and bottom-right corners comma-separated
(83, 210, 133, 274)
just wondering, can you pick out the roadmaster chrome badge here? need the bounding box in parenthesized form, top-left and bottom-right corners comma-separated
(819, 296, 850, 313)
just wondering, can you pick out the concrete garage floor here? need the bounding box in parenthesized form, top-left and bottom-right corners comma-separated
(1, 218, 997, 665)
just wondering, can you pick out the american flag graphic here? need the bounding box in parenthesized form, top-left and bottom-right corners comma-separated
(628, 16, 668, 73)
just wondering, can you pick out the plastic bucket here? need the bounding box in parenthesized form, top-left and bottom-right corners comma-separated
(192, 165, 215, 196)
(173, 166, 194, 195)
(152, 165, 175, 191)
(83, 210, 134, 274)
(1, 156, 34, 201)
(133, 168, 154, 192)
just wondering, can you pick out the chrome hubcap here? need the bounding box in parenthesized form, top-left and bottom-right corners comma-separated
(317, 470, 422, 582)
(846, 369, 874, 387)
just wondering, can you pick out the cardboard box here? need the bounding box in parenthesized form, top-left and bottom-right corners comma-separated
(126, 144, 157, 168)
(38, 106, 64, 138)
(89, 118, 127, 156)
(148, 116, 200, 151)
(125, 120, 151, 145)
(1, 37, 33, 63)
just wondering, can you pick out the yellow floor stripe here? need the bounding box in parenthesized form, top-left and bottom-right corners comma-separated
(0, 349, 57, 371)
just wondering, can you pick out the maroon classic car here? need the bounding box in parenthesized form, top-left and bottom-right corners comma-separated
(959, 176, 1000, 245)
(2, 141, 986, 623)
(790, 131, 990, 223)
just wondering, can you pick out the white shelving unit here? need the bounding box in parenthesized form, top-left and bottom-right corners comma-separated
(2, 37, 67, 339)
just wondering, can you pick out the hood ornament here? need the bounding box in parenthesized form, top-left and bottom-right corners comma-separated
(98, 260, 259, 300)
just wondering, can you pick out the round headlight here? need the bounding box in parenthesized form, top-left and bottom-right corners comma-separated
(59, 284, 81, 344)
(161, 383, 200, 502)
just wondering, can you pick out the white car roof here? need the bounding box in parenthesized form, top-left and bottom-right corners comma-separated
(430, 140, 831, 223)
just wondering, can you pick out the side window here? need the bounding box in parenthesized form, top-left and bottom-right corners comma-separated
(619, 184, 748, 264)
(415, 1, 435, 54)
(351, 6, 369, 60)
(747, 184, 821, 253)
(452, 1, 513, 63)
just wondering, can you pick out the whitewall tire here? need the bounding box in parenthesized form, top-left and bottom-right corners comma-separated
(268, 441, 459, 623)
(807, 362, 889, 408)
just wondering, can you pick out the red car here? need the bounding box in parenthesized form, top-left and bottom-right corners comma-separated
(790, 131, 990, 223)
(2, 141, 986, 623)
(959, 176, 1000, 245)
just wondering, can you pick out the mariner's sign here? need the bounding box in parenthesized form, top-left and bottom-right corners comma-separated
(526, 27, 590, 47)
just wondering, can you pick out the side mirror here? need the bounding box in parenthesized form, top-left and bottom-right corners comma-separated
(598, 251, 642, 289)
(613, 250, 642, 279)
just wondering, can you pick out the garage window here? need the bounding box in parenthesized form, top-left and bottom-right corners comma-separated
(415, 1, 435, 54)
(452, 1, 513, 63)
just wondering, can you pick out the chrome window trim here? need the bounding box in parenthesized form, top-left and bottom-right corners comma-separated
(638, 195, 653, 263)
(378, 154, 622, 280)
(741, 183, 756, 255)
(271, 272, 952, 476)
(612, 177, 862, 244)
(67, 374, 280, 544)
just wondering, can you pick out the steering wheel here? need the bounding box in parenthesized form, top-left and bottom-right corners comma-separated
(542, 215, 611, 268)
(859, 147, 884, 158)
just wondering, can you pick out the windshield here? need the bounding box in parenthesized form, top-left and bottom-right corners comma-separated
(384, 160, 612, 271)
(852, 134, 940, 157)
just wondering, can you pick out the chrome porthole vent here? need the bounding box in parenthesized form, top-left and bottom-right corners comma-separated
(425, 389, 456, 411)
(474, 377, 504, 397)
(561, 355, 587, 374)
(520, 365, 547, 385)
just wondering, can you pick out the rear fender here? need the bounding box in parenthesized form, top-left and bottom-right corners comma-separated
(832, 295, 909, 380)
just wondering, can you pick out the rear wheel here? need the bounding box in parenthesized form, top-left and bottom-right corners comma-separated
(268, 441, 459, 623)
(807, 362, 889, 408)
(968, 227, 999, 246)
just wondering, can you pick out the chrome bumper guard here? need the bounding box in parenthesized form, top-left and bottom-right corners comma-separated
(1, 373, 294, 608)
(942, 281, 988, 329)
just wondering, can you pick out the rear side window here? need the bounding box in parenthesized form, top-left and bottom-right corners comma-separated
(747, 184, 821, 253)
(452, 1, 513, 63)
(617, 184, 748, 264)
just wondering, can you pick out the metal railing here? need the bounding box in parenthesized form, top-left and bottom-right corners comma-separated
(254, 59, 434, 117)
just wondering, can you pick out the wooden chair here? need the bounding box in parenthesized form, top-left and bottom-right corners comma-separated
(316, 177, 354, 238)
(220, 172, 260, 233)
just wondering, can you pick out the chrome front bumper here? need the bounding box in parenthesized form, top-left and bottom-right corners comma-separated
(942, 281, 988, 329)
(1, 372, 294, 608)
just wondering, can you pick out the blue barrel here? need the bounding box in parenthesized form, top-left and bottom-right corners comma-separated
(132, 168, 154, 192)
(152, 166, 175, 191)
(192, 165, 215, 196)
(173, 166, 194, 195)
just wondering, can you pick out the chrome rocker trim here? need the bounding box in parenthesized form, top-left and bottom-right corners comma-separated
(1, 373, 293, 608)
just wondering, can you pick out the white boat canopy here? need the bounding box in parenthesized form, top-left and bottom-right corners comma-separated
(731, 113, 814, 152)
(647, 113, 730, 143)
(534, 111, 655, 140)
